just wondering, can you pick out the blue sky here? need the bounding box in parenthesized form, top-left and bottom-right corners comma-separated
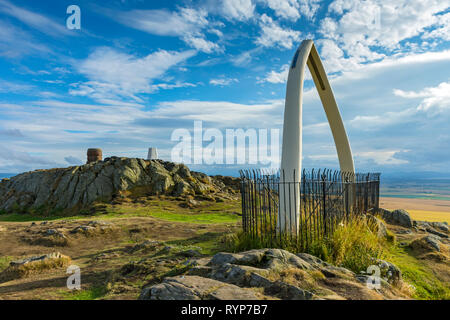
(0, 0, 449, 176)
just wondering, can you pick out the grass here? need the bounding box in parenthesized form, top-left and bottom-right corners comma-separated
(167, 231, 232, 255)
(0, 199, 241, 224)
(62, 286, 108, 300)
(310, 217, 387, 273)
(0, 255, 72, 283)
(224, 216, 387, 274)
(0, 256, 13, 272)
(386, 245, 450, 300)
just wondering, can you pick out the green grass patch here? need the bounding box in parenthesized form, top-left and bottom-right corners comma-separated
(0, 256, 13, 272)
(168, 231, 232, 255)
(62, 286, 108, 300)
(386, 245, 450, 300)
(0, 199, 241, 224)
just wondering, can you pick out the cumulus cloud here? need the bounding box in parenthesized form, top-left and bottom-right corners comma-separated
(394, 81, 450, 113)
(110, 7, 221, 53)
(259, 64, 290, 83)
(71, 47, 196, 102)
(220, 0, 255, 21)
(255, 14, 301, 49)
(259, 0, 321, 21)
(209, 78, 239, 86)
(317, 0, 449, 73)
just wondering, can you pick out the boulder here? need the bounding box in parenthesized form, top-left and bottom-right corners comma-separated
(139, 275, 258, 300)
(378, 208, 413, 228)
(410, 235, 441, 252)
(375, 259, 402, 284)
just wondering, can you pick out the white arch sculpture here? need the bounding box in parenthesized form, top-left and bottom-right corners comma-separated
(278, 39, 355, 233)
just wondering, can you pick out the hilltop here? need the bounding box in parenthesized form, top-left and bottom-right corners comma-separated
(0, 157, 240, 214)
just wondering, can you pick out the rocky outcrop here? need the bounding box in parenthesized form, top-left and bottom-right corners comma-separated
(378, 208, 413, 228)
(140, 248, 406, 300)
(0, 157, 239, 213)
(410, 235, 442, 252)
(139, 275, 258, 300)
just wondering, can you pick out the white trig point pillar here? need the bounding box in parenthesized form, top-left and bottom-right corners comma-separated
(147, 147, 159, 160)
(278, 40, 355, 234)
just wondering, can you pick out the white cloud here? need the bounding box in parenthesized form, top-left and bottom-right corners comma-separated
(151, 99, 284, 127)
(258, 0, 321, 21)
(112, 7, 221, 53)
(422, 12, 450, 41)
(349, 108, 417, 131)
(183, 35, 221, 53)
(394, 81, 450, 113)
(0, 80, 34, 93)
(355, 150, 409, 165)
(209, 78, 239, 86)
(71, 47, 196, 101)
(117, 7, 208, 37)
(220, 0, 255, 21)
(260, 0, 301, 20)
(298, 0, 322, 20)
(151, 82, 198, 91)
(0, 0, 70, 37)
(259, 64, 289, 83)
(0, 21, 49, 58)
(255, 14, 301, 49)
(318, 0, 449, 73)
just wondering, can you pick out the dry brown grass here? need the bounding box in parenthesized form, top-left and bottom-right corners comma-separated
(0, 255, 71, 282)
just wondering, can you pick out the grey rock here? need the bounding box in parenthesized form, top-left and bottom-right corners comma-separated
(396, 229, 412, 235)
(70, 225, 95, 234)
(376, 259, 402, 284)
(426, 227, 448, 239)
(210, 263, 268, 286)
(10, 252, 65, 267)
(431, 222, 449, 233)
(425, 235, 441, 251)
(378, 208, 413, 228)
(45, 229, 66, 238)
(139, 275, 258, 300)
(409, 235, 442, 252)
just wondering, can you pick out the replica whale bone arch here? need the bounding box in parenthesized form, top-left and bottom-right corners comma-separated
(278, 39, 355, 233)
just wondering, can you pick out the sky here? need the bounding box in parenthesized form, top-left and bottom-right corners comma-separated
(0, 0, 449, 177)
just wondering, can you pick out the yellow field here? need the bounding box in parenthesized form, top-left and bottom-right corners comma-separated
(380, 197, 450, 223)
(403, 210, 450, 224)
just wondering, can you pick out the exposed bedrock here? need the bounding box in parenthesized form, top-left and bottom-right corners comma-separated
(0, 157, 239, 213)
